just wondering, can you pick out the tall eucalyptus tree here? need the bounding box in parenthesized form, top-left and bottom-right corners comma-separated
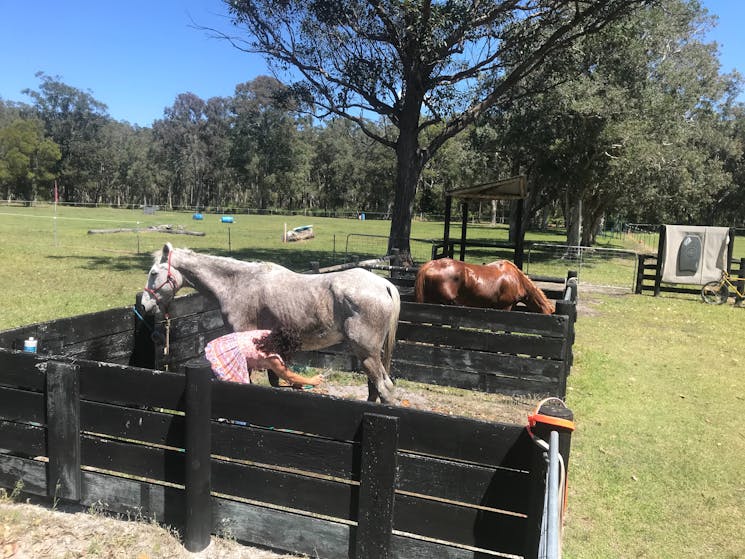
(223, 0, 655, 253)
(0, 118, 60, 201)
(230, 76, 306, 209)
(22, 72, 109, 203)
(479, 0, 741, 243)
(152, 93, 209, 209)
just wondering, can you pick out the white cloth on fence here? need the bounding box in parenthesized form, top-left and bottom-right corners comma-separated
(661, 225, 729, 285)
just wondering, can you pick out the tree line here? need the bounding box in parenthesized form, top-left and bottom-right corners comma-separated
(1, 0, 744, 247)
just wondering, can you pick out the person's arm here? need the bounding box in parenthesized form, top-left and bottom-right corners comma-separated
(264, 356, 323, 388)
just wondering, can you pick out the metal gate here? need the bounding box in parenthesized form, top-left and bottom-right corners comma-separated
(526, 243, 638, 291)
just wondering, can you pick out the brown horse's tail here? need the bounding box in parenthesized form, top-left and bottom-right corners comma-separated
(383, 283, 401, 374)
(414, 263, 428, 303)
(517, 267, 556, 314)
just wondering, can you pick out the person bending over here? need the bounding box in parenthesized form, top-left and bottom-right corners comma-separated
(205, 327, 323, 389)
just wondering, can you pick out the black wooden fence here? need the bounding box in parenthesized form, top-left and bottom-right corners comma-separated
(0, 278, 577, 558)
(0, 343, 572, 558)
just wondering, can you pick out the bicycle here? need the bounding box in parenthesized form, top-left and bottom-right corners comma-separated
(701, 270, 745, 305)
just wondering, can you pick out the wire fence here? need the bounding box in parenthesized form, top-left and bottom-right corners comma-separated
(343, 234, 437, 264)
(622, 223, 661, 253)
(525, 243, 639, 291)
(2, 204, 645, 292)
(2, 199, 451, 222)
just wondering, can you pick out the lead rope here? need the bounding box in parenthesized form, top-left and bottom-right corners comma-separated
(163, 313, 171, 371)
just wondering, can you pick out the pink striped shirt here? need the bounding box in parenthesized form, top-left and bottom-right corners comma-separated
(204, 330, 285, 384)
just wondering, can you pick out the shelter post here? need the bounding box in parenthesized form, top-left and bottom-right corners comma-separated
(727, 228, 735, 272)
(515, 198, 525, 269)
(460, 202, 469, 261)
(442, 195, 453, 259)
(355, 413, 399, 559)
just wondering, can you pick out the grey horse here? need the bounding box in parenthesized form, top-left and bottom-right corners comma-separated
(140, 243, 400, 403)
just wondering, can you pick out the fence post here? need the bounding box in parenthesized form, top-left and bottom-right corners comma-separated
(635, 254, 647, 294)
(653, 225, 666, 296)
(566, 270, 578, 303)
(132, 292, 156, 369)
(46, 360, 81, 502)
(736, 258, 745, 304)
(355, 413, 399, 559)
(184, 358, 212, 553)
(554, 300, 576, 396)
(524, 401, 574, 559)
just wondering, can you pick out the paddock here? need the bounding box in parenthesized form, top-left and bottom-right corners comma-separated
(0, 273, 577, 558)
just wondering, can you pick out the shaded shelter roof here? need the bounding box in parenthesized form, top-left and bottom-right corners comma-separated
(446, 175, 526, 201)
(441, 175, 527, 267)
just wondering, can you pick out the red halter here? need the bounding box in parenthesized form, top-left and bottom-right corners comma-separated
(144, 250, 178, 307)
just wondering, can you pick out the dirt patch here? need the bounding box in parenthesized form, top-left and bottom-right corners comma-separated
(311, 378, 537, 424)
(574, 283, 630, 317)
(0, 497, 303, 559)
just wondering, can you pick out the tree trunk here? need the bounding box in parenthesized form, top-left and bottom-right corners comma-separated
(566, 192, 582, 247)
(508, 201, 520, 243)
(388, 118, 425, 257)
(388, 153, 421, 256)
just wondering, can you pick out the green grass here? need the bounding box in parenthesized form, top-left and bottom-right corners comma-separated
(0, 204, 583, 328)
(564, 293, 745, 558)
(1, 205, 743, 557)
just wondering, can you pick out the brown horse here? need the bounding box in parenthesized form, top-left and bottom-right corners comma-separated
(414, 258, 555, 314)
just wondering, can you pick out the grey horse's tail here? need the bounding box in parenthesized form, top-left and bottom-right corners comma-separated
(383, 282, 401, 374)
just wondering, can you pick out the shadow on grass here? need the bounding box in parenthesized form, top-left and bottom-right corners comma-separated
(45, 247, 352, 274)
(46, 253, 155, 273)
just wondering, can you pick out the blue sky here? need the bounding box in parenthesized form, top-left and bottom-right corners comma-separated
(0, 1, 268, 127)
(0, 1, 743, 128)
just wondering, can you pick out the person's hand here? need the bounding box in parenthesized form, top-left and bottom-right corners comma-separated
(305, 373, 324, 386)
(292, 373, 324, 389)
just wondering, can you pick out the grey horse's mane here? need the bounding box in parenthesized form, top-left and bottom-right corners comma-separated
(152, 246, 277, 272)
(152, 245, 194, 263)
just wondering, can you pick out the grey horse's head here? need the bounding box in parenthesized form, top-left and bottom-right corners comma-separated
(140, 242, 183, 314)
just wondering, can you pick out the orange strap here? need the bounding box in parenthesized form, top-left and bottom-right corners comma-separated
(527, 412, 576, 432)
